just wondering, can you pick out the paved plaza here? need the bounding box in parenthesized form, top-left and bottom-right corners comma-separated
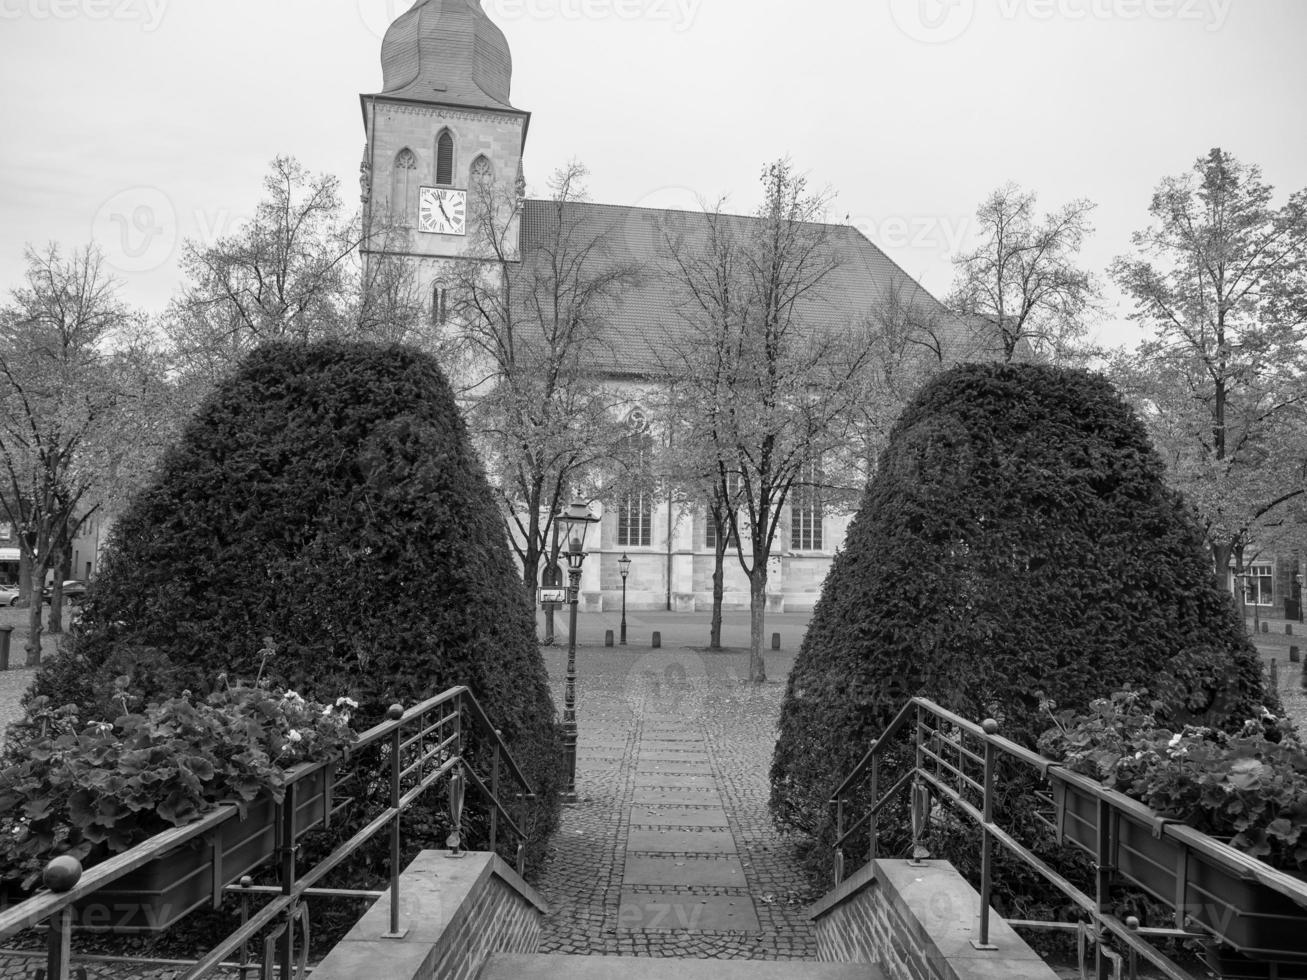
(535, 608, 821, 959)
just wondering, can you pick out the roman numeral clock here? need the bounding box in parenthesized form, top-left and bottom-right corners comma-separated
(418, 187, 466, 236)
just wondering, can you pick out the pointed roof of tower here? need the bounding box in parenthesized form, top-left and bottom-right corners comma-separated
(375, 0, 515, 111)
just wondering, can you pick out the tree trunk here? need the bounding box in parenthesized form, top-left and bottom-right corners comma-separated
(48, 582, 63, 635)
(25, 586, 43, 666)
(748, 566, 767, 683)
(18, 550, 33, 605)
(709, 541, 726, 650)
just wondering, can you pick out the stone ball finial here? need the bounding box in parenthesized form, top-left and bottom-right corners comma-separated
(981, 719, 999, 735)
(43, 856, 83, 893)
(387, 703, 405, 720)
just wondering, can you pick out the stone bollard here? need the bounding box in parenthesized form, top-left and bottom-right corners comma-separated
(771, 632, 781, 651)
(1288, 624, 1294, 636)
(1291, 646, 1300, 664)
(1270, 658, 1279, 691)
(0, 625, 11, 671)
(1262, 622, 1270, 633)
(604, 630, 614, 647)
(652, 631, 661, 649)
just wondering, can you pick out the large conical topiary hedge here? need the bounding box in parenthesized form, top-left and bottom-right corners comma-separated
(770, 362, 1268, 851)
(28, 340, 561, 859)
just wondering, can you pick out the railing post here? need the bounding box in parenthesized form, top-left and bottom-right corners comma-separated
(45, 907, 73, 980)
(972, 719, 999, 951)
(490, 729, 502, 857)
(910, 702, 930, 863)
(237, 875, 255, 980)
(834, 796, 845, 886)
(383, 703, 407, 940)
(1126, 915, 1140, 980)
(279, 779, 298, 979)
(869, 752, 879, 860)
(1095, 795, 1112, 980)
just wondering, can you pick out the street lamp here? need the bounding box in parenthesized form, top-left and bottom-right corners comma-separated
(556, 498, 599, 802)
(618, 553, 631, 646)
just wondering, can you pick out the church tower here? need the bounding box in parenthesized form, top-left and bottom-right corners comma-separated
(359, 0, 529, 312)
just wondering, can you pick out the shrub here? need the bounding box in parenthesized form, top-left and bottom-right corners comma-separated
(770, 363, 1268, 870)
(21, 341, 562, 866)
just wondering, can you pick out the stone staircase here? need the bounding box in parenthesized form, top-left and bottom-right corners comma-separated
(478, 953, 877, 979)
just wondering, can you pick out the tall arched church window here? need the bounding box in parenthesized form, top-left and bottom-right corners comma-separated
(436, 131, 455, 186)
(790, 459, 824, 551)
(618, 413, 653, 548)
(391, 148, 418, 224)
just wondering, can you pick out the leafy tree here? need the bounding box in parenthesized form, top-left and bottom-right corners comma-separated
(771, 362, 1269, 865)
(26, 340, 562, 859)
(449, 162, 641, 596)
(949, 183, 1100, 364)
(1111, 148, 1307, 582)
(0, 244, 145, 658)
(661, 160, 877, 682)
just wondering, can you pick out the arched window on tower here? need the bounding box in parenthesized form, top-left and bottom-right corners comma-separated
(432, 284, 449, 327)
(436, 131, 454, 186)
(470, 155, 493, 188)
(391, 148, 418, 224)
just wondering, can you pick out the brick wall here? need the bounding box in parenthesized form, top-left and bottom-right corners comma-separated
(312, 851, 546, 980)
(429, 860, 543, 980)
(810, 859, 1058, 980)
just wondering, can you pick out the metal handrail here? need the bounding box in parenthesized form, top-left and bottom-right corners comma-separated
(828, 696, 1307, 980)
(0, 685, 538, 980)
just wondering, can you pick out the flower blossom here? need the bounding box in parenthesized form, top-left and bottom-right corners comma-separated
(286, 730, 302, 743)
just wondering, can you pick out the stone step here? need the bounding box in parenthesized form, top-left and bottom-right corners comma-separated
(478, 954, 879, 980)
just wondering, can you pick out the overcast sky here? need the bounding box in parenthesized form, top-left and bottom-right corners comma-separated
(2, 0, 1305, 351)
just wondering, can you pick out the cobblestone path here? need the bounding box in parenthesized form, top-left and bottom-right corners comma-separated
(537, 641, 819, 959)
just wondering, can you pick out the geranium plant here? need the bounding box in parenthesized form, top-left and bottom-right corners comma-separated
(0, 659, 357, 891)
(1038, 688, 1307, 870)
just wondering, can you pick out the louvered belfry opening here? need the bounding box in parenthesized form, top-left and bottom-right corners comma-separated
(437, 131, 454, 186)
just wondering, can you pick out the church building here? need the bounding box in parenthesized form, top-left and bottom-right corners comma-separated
(358, 0, 984, 613)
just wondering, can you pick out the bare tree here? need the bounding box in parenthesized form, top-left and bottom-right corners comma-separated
(663, 160, 874, 683)
(836, 280, 958, 492)
(1110, 148, 1307, 582)
(167, 156, 423, 389)
(449, 162, 641, 597)
(0, 244, 141, 660)
(949, 183, 1100, 363)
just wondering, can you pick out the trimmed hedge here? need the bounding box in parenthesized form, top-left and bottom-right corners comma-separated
(770, 363, 1268, 858)
(24, 341, 561, 864)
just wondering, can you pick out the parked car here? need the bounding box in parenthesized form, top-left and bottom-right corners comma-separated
(42, 579, 89, 604)
(0, 584, 19, 606)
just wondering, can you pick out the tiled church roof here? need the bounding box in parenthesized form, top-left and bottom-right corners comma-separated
(519, 199, 987, 378)
(373, 0, 516, 111)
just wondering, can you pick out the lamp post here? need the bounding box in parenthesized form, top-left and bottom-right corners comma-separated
(557, 499, 599, 803)
(618, 553, 631, 645)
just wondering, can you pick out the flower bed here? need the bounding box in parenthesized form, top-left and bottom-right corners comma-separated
(73, 761, 333, 932)
(1040, 690, 1307, 963)
(0, 657, 356, 932)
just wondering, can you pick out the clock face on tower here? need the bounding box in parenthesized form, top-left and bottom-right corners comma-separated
(418, 187, 467, 236)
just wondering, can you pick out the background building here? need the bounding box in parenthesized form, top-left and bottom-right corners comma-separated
(360, 0, 988, 611)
